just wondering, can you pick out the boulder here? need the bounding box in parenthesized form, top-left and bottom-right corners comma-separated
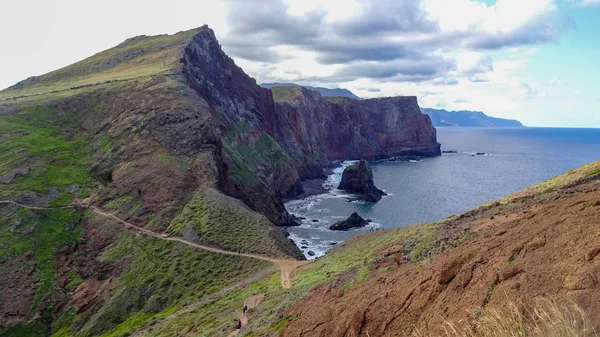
(329, 212, 369, 231)
(337, 160, 386, 202)
(307, 251, 316, 256)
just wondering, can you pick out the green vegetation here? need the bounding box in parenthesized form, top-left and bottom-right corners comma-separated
(168, 188, 288, 258)
(588, 168, 600, 177)
(221, 140, 261, 187)
(57, 214, 271, 337)
(0, 322, 47, 337)
(222, 125, 296, 190)
(0, 206, 84, 321)
(498, 159, 600, 204)
(0, 105, 94, 201)
(156, 153, 190, 171)
(141, 222, 443, 336)
(0, 28, 200, 102)
(271, 86, 302, 102)
(97, 134, 113, 155)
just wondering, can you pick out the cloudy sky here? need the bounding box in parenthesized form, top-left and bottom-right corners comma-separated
(1, 0, 599, 127)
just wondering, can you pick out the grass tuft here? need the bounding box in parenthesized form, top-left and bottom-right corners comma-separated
(415, 299, 597, 337)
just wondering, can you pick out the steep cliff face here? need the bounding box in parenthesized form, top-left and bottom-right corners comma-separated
(175, 29, 440, 225)
(0, 25, 441, 335)
(272, 87, 440, 175)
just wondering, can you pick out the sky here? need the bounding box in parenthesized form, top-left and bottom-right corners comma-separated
(1, 0, 599, 127)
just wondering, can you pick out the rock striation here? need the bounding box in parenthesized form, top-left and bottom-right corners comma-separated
(337, 160, 386, 202)
(329, 212, 369, 231)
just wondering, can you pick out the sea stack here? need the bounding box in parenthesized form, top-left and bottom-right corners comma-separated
(337, 160, 386, 202)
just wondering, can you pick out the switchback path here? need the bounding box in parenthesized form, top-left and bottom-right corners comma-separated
(0, 200, 308, 289)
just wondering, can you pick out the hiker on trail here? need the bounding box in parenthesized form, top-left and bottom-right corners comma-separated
(242, 303, 248, 314)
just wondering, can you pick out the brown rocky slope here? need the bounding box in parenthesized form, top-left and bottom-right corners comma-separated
(281, 161, 600, 337)
(0, 25, 439, 335)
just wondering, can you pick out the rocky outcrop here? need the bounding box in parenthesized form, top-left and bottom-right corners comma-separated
(177, 28, 440, 226)
(273, 87, 441, 166)
(337, 160, 386, 202)
(329, 212, 369, 231)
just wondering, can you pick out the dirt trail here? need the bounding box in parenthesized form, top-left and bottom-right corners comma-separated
(89, 206, 308, 289)
(0, 200, 74, 210)
(227, 294, 265, 337)
(0, 200, 308, 289)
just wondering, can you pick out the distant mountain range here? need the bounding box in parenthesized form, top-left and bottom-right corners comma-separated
(260, 82, 362, 100)
(421, 108, 524, 127)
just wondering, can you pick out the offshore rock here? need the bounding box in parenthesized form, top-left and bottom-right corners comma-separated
(337, 160, 386, 202)
(329, 212, 369, 231)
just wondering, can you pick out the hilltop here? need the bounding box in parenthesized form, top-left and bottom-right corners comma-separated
(260, 83, 362, 100)
(422, 108, 524, 127)
(0, 25, 439, 337)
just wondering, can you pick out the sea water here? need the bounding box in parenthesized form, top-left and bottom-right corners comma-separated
(285, 127, 600, 259)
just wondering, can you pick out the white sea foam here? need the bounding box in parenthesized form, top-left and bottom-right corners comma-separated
(323, 160, 357, 191)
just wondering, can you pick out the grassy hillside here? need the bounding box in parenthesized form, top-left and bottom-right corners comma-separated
(0, 210, 271, 337)
(0, 29, 199, 103)
(120, 159, 600, 336)
(0, 26, 303, 336)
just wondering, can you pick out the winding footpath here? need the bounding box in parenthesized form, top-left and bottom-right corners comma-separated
(0, 200, 308, 289)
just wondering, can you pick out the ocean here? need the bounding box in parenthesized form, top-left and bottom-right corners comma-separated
(285, 127, 600, 259)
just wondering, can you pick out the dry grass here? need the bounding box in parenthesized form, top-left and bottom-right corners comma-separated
(416, 299, 597, 337)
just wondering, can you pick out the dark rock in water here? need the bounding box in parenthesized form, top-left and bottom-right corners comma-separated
(279, 212, 302, 227)
(298, 217, 306, 220)
(476, 152, 486, 156)
(366, 219, 373, 223)
(387, 157, 396, 162)
(307, 250, 316, 256)
(329, 242, 338, 246)
(442, 150, 458, 154)
(301, 246, 308, 249)
(406, 155, 421, 161)
(330, 212, 369, 231)
(312, 219, 319, 222)
(337, 160, 386, 202)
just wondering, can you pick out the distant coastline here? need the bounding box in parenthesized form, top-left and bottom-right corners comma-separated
(421, 108, 524, 127)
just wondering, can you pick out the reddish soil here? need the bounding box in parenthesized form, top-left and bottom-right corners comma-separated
(282, 177, 600, 337)
(0, 253, 36, 327)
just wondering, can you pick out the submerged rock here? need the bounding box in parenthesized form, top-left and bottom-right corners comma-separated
(329, 212, 369, 231)
(307, 251, 316, 256)
(337, 160, 386, 202)
(442, 150, 458, 154)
